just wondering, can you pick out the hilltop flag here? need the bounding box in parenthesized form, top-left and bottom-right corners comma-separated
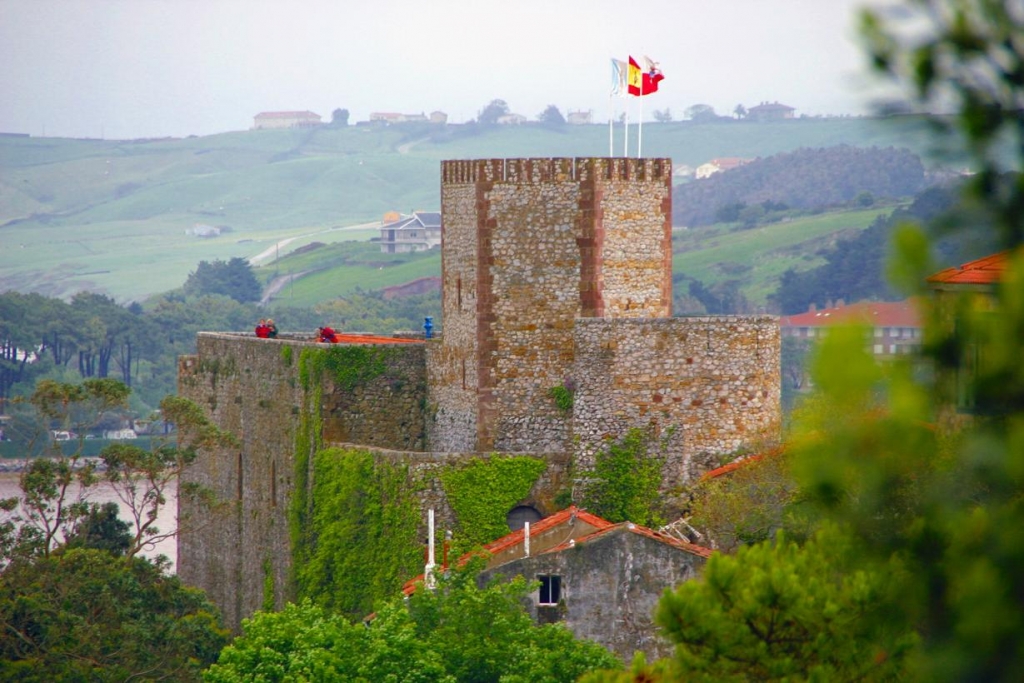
(611, 58, 629, 97)
(627, 56, 643, 96)
(626, 55, 664, 96)
(641, 55, 664, 95)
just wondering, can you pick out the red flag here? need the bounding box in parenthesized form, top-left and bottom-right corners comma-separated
(640, 56, 664, 95)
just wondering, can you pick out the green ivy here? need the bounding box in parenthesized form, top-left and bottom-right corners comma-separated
(295, 447, 422, 621)
(298, 344, 390, 392)
(441, 456, 546, 550)
(280, 344, 293, 365)
(548, 384, 574, 413)
(262, 558, 275, 612)
(583, 427, 666, 528)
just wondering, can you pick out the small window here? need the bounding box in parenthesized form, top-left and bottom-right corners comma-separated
(538, 575, 561, 605)
(873, 344, 883, 354)
(874, 327, 883, 338)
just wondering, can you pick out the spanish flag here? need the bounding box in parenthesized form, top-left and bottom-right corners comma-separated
(627, 56, 644, 96)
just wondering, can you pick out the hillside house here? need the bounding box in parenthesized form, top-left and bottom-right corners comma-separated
(429, 111, 448, 124)
(369, 112, 429, 124)
(402, 506, 711, 661)
(252, 111, 322, 129)
(746, 101, 796, 121)
(378, 210, 441, 253)
(567, 110, 593, 125)
(497, 113, 528, 125)
(780, 299, 922, 357)
(187, 223, 221, 238)
(695, 157, 751, 179)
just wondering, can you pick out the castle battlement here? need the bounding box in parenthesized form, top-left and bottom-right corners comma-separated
(441, 157, 672, 184)
(178, 157, 781, 632)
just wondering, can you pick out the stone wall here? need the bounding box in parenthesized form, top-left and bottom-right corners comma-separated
(178, 333, 428, 631)
(177, 333, 304, 630)
(432, 158, 673, 455)
(572, 317, 782, 486)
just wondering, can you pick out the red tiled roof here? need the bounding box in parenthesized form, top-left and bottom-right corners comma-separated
(543, 522, 713, 559)
(780, 299, 921, 328)
(926, 251, 1007, 286)
(399, 506, 712, 596)
(329, 334, 421, 345)
(700, 446, 784, 481)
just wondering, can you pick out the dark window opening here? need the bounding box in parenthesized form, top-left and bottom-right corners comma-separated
(457, 276, 462, 310)
(507, 505, 542, 531)
(461, 359, 467, 390)
(539, 575, 561, 605)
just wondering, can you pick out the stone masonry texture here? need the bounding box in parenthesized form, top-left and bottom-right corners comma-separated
(179, 157, 782, 639)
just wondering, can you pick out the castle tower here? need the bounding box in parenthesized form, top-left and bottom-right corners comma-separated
(429, 158, 673, 453)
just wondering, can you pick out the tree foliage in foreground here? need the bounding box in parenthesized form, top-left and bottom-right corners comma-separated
(593, 2, 1024, 680)
(0, 548, 227, 682)
(206, 564, 620, 682)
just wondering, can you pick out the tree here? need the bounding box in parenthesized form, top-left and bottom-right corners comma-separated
(0, 380, 236, 566)
(684, 104, 717, 122)
(331, 107, 349, 126)
(650, 527, 914, 682)
(733, 103, 747, 119)
(0, 548, 228, 681)
(206, 564, 620, 682)
(183, 257, 262, 303)
(477, 98, 510, 125)
(538, 104, 565, 125)
(686, 449, 803, 553)
(653, 108, 673, 122)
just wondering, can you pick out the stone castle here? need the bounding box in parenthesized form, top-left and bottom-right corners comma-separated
(178, 157, 781, 630)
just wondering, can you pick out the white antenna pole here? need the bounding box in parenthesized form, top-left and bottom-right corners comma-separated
(524, 521, 531, 557)
(638, 90, 644, 158)
(623, 104, 629, 158)
(608, 96, 614, 157)
(426, 508, 436, 589)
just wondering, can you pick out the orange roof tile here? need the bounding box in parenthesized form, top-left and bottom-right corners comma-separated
(399, 506, 712, 596)
(701, 446, 784, 481)
(926, 251, 1008, 286)
(543, 522, 713, 559)
(780, 299, 921, 328)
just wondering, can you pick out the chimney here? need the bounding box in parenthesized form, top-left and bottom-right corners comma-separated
(524, 522, 531, 557)
(809, 303, 817, 312)
(837, 298, 845, 308)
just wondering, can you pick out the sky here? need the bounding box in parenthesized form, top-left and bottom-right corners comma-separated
(0, 0, 889, 140)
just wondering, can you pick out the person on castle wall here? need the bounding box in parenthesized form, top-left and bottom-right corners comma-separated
(317, 326, 340, 343)
(255, 319, 269, 338)
(265, 319, 278, 338)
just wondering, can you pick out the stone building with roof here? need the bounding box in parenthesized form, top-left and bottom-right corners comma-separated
(401, 506, 711, 660)
(378, 210, 442, 253)
(252, 111, 322, 129)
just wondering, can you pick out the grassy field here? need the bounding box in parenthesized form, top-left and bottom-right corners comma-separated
(0, 116, 947, 304)
(672, 206, 894, 307)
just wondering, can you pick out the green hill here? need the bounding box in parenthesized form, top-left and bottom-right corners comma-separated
(0, 117, 944, 303)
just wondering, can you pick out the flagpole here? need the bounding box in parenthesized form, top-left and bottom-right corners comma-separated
(638, 88, 644, 158)
(602, 94, 610, 157)
(623, 106, 629, 157)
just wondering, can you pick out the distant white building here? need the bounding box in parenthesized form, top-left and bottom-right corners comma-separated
(695, 157, 752, 179)
(187, 224, 221, 238)
(567, 110, 593, 125)
(497, 113, 528, 125)
(252, 111, 322, 129)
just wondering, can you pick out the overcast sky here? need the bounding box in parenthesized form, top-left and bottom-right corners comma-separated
(0, 0, 887, 140)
